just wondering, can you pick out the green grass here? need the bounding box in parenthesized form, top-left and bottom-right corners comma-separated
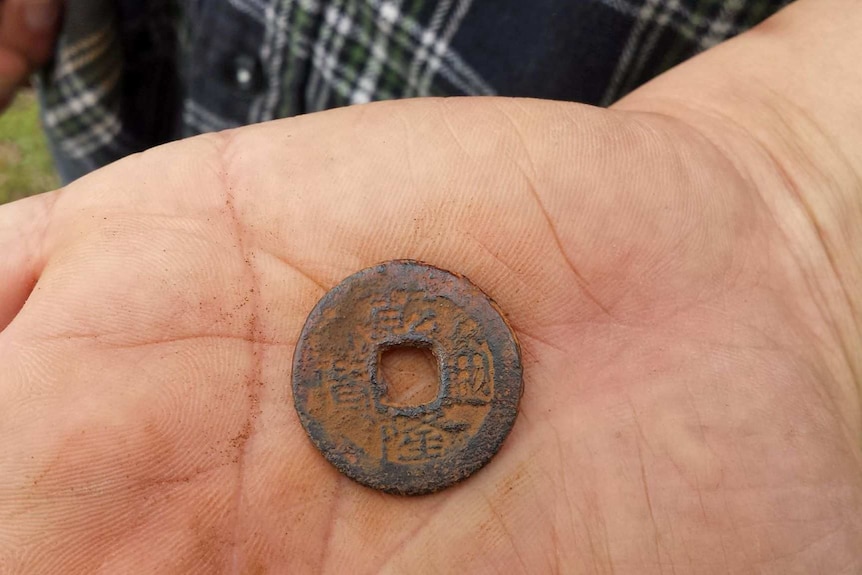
(0, 90, 59, 205)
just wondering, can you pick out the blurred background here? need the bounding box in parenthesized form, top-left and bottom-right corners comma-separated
(0, 90, 58, 205)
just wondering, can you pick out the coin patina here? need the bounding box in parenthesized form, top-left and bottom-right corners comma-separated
(292, 260, 522, 495)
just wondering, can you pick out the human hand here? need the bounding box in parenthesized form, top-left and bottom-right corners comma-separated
(1, 1, 860, 572)
(0, 0, 61, 111)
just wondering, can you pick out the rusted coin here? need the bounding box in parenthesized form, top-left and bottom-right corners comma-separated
(292, 260, 522, 495)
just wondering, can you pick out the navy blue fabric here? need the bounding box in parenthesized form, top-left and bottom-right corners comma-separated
(39, 0, 793, 182)
(451, 0, 630, 104)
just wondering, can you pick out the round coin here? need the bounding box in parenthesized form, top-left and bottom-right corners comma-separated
(292, 260, 523, 495)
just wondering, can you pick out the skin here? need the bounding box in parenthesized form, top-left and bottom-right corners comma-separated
(0, 0, 61, 110)
(0, 0, 860, 572)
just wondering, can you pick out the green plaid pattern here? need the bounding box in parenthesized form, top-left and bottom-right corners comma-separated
(38, 0, 792, 182)
(38, 13, 124, 174)
(598, 0, 792, 104)
(230, 0, 492, 125)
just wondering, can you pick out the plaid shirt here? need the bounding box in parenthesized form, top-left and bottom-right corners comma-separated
(39, 0, 792, 182)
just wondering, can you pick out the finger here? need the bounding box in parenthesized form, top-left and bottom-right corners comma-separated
(0, 44, 27, 111)
(0, 0, 62, 67)
(0, 189, 58, 333)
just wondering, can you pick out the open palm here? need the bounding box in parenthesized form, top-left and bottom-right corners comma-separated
(2, 9, 861, 573)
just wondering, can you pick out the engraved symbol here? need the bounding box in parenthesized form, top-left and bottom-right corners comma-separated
(404, 308, 438, 333)
(371, 294, 405, 339)
(452, 316, 480, 339)
(450, 351, 491, 403)
(330, 381, 368, 407)
(381, 417, 445, 462)
(397, 426, 444, 461)
(327, 358, 368, 408)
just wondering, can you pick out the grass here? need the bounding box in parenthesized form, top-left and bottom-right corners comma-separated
(0, 90, 59, 205)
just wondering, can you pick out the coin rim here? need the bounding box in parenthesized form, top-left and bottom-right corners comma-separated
(292, 259, 523, 496)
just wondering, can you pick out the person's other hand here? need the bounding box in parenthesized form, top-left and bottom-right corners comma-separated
(0, 0, 61, 111)
(1, 1, 860, 572)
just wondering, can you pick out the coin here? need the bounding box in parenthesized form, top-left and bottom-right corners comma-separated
(292, 260, 522, 495)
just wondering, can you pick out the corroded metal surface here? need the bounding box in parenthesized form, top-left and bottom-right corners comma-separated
(292, 260, 523, 495)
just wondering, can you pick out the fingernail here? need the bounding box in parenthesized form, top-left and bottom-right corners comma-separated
(25, 1, 60, 32)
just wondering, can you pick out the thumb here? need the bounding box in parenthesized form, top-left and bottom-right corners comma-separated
(0, 0, 63, 67)
(0, 0, 62, 111)
(0, 190, 58, 333)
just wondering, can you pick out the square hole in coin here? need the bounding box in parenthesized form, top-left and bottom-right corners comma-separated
(377, 344, 440, 407)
